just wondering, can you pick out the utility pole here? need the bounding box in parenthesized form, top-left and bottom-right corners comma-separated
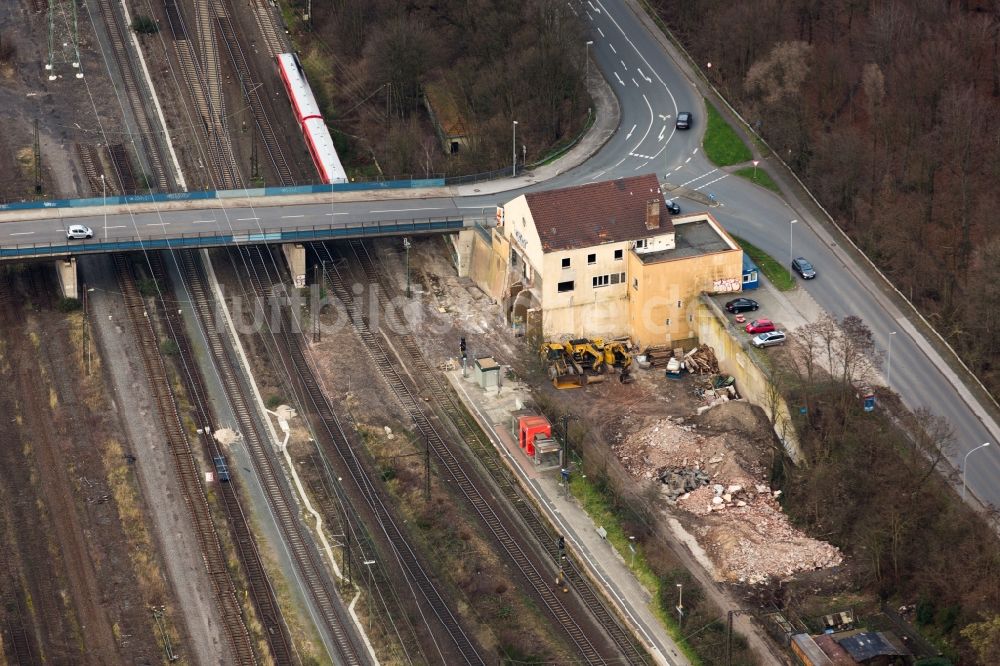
(251, 129, 259, 180)
(344, 527, 352, 584)
(33, 119, 42, 194)
(82, 283, 90, 375)
(312, 263, 321, 342)
(424, 433, 431, 502)
(403, 237, 412, 298)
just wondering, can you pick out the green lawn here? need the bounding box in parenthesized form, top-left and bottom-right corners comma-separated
(733, 235, 796, 291)
(734, 166, 780, 193)
(702, 101, 752, 167)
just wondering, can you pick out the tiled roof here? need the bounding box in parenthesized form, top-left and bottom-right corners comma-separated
(524, 173, 672, 253)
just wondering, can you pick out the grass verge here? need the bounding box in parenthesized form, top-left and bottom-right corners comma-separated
(703, 101, 752, 167)
(733, 235, 796, 291)
(734, 166, 780, 194)
(570, 473, 705, 665)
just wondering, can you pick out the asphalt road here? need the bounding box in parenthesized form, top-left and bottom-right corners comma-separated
(2, 1, 997, 503)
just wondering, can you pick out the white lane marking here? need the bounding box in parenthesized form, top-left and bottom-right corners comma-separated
(567, 2, 577, 17)
(326, 212, 350, 216)
(370, 207, 444, 213)
(631, 94, 655, 155)
(680, 168, 718, 187)
(281, 214, 305, 219)
(597, 27, 605, 37)
(596, 0, 679, 143)
(10, 231, 34, 236)
(620, 59, 627, 69)
(634, 161, 650, 170)
(695, 174, 729, 190)
(637, 68, 651, 83)
(625, 124, 636, 140)
(673, 165, 683, 172)
(684, 157, 692, 163)
(589, 170, 607, 180)
(105, 225, 126, 230)
(608, 43, 616, 54)
(236, 217, 259, 221)
(586, 10, 592, 20)
(614, 72, 624, 86)
(587, 1, 600, 13)
(693, 148, 699, 155)
(192, 219, 216, 224)
(631, 78, 639, 87)
(147, 222, 170, 226)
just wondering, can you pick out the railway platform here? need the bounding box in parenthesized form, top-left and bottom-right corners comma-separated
(446, 369, 690, 666)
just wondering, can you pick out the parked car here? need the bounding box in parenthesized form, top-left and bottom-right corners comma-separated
(725, 297, 759, 313)
(745, 318, 776, 334)
(791, 257, 816, 279)
(676, 112, 692, 130)
(751, 330, 786, 348)
(665, 199, 681, 215)
(66, 224, 94, 240)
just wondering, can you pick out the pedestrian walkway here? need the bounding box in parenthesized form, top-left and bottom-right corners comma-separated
(446, 370, 690, 666)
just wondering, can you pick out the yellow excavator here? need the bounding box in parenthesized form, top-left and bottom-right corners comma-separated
(540, 337, 635, 388)
(600, 339, 634, 383)
(539, 341, 602, 388)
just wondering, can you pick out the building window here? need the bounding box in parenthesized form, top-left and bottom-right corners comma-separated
(587, 253, 596, 265)
(635, 239, 648, 250)
(557, 280, 575, 293)
(561, 257, 571, 269)
(592, 275, 610, 288)
(610, 273, 620, 285)
(614, 249, 623, 261)
(633, 278, 639, 290)
(677, 300, 682, 308)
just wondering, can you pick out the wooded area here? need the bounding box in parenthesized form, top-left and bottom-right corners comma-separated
(289, 0, 590, 178)
(772, 314, 1000, 662)
(653, 0, 1000, 397)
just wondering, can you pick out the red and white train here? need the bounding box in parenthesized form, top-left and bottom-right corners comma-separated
(276, 52, 348, 184)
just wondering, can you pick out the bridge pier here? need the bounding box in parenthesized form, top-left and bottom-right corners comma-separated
(55, 257, 78, 300)
(281, 243, 306, 288)
(446, 229, 476, 278)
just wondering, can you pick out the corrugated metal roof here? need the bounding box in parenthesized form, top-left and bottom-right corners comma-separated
(836, 632, 907, 662)
(523, 174, 673, 253)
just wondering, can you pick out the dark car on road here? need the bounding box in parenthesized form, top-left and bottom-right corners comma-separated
(676, 112, 692, 130)
(665, 199, 680, 215)
(792, 257, 816, 279)
(725, 297, 759, 313)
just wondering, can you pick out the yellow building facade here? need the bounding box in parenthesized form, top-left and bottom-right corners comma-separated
(485, 173, 743, 347)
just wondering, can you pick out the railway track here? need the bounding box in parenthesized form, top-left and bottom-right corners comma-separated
(164, 0, 241, 190)
(247, 0, 288, 58)
(215, 12, 294, 186)
(112, 254, 255, 664)
(146, 254, 295, 665)
(173, 250, 368, 666)
(93, 0, 169, 191)
(314, 243, 615, 665)
(1, 575, 36, 666)
(108, 143, 137, 195)
(235, 245, 483, 665)
(345, 241, 650, 664)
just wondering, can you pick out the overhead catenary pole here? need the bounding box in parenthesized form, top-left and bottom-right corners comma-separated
(512, 120, 518, 177)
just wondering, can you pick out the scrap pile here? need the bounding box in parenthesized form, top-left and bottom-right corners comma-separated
(680, 345, 719, 374)
(614, 412, 843, 584)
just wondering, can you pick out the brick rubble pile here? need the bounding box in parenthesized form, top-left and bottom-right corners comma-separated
(614, 415, 843, 584)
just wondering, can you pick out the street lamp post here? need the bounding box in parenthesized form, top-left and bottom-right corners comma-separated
(101, 174, 107, 241)
(628, 536, 636, 568)
(676, 583, 684, 627)
(584, 40, 594, 80)
(887, 331, 897, 386)
(789, 219, 797, 266)
(403, 237, 412, 298)
(512, 120, 518, 177)
(962, 442, 990, 501)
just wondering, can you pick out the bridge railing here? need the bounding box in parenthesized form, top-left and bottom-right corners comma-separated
(0, 216, 483, 260)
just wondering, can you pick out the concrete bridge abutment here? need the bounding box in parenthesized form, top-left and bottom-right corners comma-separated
(55, 257, 78, 299)
(281, 243, 306, 288)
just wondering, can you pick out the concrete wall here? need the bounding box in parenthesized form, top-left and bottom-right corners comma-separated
(281, 243, 306, 288)
(629, 246, 742, 348)
(446, 228, 476, 277)
(56, 258, 77, 299)
(695, 297, 802, 463)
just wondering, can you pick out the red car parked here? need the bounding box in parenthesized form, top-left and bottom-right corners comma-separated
(745, 318, 776, 334)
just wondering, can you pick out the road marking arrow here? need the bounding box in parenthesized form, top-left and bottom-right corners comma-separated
(637, 68, 652, 83)
(626, 124, 636, 140)
(614, 72, 624, 86)
(658, 125, 666, 141)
